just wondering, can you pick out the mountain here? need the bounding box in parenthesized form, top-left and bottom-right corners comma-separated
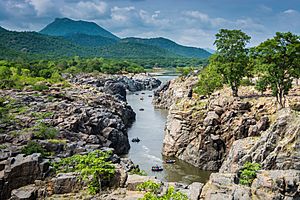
(122, 37, 211, 58)
(0, 28, 177, 59)
(98, 42, 178, 58)
(64, 33, 118, 47)
(0, 29, 97, 58)
(40, 18, 119, 40)
(0, 18, 211, 61)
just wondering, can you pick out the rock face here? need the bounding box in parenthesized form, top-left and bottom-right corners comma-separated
(200, 170, 300, 199)
(0, 153, 48, 199)
(158, 76, 275, 170)
(220, 108, 300, 173)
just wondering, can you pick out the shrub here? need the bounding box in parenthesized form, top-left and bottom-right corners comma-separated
(21, 141, 45, 156)
(32, 83, 49, 91)
(32, 122, 58, 139)
(239, 162, 261, 186)
(52, 150, 115, 194)
(129, 167, 147, 176)
(137, 181, 189, 200)
(137, 180, 161, 194)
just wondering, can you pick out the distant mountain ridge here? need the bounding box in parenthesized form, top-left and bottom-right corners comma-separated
(0, 18, 211, 60)
(122, 37, 211, 58)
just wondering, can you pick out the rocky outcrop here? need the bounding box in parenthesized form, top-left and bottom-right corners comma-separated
(0, 80, 136, 155)
(156, 75, 300, 171)
(153, 76, 197, 109)
(70, 73, 161, 101)
(200, 170, 300, 199)
(0, 153, 49, 199)
(161, 86, 274, 170)
(220, 108, 300, 173)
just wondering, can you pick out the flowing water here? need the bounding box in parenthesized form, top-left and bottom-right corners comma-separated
(126, 75, 212, 184)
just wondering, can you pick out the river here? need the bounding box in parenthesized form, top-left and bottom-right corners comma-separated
(126, 75, 212, 184)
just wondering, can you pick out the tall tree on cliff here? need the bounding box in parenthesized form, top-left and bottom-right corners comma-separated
(213, 29, 251, 97)
(252, 32, 300, 108)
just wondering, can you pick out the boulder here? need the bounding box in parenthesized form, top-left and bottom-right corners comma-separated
(0, 153, 49, 199)
(10, 184, 37, 200)
(51, 173, 82, 194)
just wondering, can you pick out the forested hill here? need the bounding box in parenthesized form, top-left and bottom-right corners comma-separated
(0, 18, 211, 61)
(40, 18, 120, 40)
(122, 37, 211, 58)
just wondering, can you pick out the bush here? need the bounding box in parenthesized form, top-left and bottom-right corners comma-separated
(129, 167, 147, 176)
(32, 83, 49, 91)
(21, 141, 45, 156)
(52, 150, 115, 194)
(137, 181, 188, 200)
(195, 64, 223, 96)
(239, 162, 261, 186)
(32, 122, 58, 139)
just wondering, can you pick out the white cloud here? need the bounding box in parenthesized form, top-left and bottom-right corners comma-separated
(61, 1, 108, 20)
(283, 9, 297, 14)
(26, 0, 55, 16)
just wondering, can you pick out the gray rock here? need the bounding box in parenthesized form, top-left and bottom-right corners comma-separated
(51, 172, 82, 194)
(10, 184, 37, 200)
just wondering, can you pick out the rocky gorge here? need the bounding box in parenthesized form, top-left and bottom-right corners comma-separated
(0, 73, 163, 199)
(153, 75, 300, 199)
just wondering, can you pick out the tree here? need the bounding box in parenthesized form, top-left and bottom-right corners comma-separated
(195, 61, 223, 96)
(253, 32, 300, 108)
(213, 29, 251, 97)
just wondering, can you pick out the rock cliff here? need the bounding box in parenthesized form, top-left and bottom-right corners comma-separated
(154, 76, 300, 171)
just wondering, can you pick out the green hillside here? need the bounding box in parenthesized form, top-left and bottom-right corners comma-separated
(64, 33, 118, 47)
(98, 41, 178, 58)
(40, 18, 119, 40)
(122, 37, 211, 58)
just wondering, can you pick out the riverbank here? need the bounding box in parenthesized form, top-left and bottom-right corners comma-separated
(153, 75, 300, 199)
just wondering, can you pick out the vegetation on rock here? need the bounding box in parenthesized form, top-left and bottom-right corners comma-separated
(239, 162, 261, 186)
(52, 150, 115, 195)
(137, 181, 188, 200)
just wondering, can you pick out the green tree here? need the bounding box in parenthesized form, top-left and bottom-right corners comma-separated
(213, 29, 251, 97)
(195, 61, 223, 96)
(253, 32, 300, 108)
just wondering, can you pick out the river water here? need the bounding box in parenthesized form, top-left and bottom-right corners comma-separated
(126, 76, 212, 184)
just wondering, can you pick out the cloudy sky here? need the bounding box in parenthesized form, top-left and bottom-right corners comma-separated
(0, 0, 299, 48)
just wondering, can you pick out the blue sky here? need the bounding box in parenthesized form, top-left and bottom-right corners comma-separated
(0, 0, 299, 48)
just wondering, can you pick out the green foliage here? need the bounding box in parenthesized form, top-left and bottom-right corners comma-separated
(137, 180, 162, 194)
(239, 162, 261, 186)
(213, 29, 251, 97)
(195, 64, 223, 96)
(137, 182, 188, 200)
(255, 78, 268, 94)
(47, 139, 67, 144)
(32, 83, 49, 91)
(129, 167, 147, 176)
(252, 32, 300, 108)
(21, 141, 46, 156)
(52, 150, 115, 194)
(176, 66, 195, 76)
(32, 122, 58, 139)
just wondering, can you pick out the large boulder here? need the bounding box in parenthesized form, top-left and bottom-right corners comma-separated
(0, 153, 49, 199)
(51, 173, 82, 194)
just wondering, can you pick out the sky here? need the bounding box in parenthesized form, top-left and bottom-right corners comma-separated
(0, 0, 299, 49)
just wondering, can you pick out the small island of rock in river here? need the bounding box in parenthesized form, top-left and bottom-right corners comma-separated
(0, 1, 299, 199)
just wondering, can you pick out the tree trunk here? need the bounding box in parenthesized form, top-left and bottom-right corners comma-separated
(231, 86, 238, 97)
